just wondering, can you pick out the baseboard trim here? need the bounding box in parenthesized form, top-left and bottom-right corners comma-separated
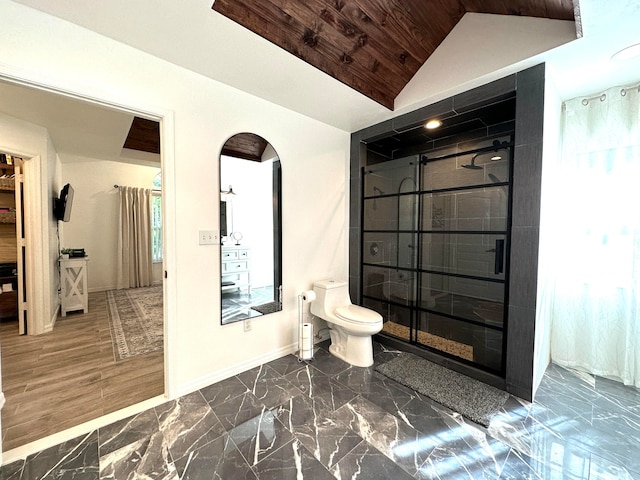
(48, 304, 60, 331)
(174, 342, 298, 398)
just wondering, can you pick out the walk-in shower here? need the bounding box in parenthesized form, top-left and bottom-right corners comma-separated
(361, 135, 513, 374)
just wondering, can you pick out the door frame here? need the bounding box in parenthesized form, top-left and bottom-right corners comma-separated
(0, 70, 177, 461)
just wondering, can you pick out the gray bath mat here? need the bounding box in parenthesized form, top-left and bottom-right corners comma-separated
(376, 352, 509, 427)
(251, 301, 280, 315)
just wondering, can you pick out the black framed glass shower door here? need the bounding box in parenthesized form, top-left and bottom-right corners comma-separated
(361, 138, 512, 374)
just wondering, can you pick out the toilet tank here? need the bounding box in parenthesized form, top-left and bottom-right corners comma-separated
(311, 280, 351, 318)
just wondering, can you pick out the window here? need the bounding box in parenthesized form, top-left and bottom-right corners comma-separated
(152, 173, 162, 263)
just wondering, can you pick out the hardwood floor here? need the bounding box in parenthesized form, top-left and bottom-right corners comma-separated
(0, 291, 164, 451)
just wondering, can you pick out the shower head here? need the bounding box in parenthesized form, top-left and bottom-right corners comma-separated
(461, 162, 482, 170)
(461, 152, 483, 170)
(461, 140, 508, 170)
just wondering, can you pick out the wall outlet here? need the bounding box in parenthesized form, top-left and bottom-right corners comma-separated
(198, 230, 219, 245)
(244, 319, 252, 332)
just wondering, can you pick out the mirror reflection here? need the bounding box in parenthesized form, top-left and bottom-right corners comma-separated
(220, 133, 282, 324)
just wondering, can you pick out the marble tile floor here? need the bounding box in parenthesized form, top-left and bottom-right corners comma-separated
(2, 340, 640, 479)
(222, 286, 275, 324)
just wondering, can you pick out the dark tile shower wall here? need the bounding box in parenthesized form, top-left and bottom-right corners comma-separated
(350, 64, 545, 401)
(506, 65, 545, 400)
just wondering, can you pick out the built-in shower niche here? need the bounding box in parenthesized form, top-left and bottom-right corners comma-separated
(361, 134, 513, 374)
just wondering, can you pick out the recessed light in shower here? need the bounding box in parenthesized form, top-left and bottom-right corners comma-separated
(491, 155, 502, 161)
(425, 119, 442, 129)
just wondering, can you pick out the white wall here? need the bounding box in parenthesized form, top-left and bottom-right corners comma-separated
(533, 76, 563, 397)
(395, 13, 576, 114)
(61, 157, 162, 292)
(0, 0, 349, 431)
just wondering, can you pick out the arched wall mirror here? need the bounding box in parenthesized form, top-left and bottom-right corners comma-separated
(220, 133, 282, 325)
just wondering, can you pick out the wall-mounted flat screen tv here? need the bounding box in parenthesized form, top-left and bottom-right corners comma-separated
(54, 183, 74, 222)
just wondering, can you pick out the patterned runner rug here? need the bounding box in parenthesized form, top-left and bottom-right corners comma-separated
(106, 286, 163, 362)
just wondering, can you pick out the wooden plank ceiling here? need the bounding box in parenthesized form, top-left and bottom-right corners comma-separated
(221, 133, 270, 162)
(124, 116, 160, 154)
(124, 121, 268, 161)
(212, 0, 575, 109)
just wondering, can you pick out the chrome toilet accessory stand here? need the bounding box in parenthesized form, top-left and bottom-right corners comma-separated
(297, 290, 315, 362)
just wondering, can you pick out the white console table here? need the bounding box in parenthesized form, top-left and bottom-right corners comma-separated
(221, 245, 251, 295)
(60, 256, 89, 316)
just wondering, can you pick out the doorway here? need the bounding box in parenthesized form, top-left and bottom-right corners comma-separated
(0, 78, 169, 452)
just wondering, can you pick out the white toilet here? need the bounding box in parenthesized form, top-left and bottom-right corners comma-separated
(310, 279, 383, 367)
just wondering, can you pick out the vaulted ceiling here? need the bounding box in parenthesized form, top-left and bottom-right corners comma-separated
(212, 0, 576, 109)
(8, 0, 640, 150)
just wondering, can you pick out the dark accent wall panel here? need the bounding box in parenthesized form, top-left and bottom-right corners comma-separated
(349, 135, 366, 302)
(505, 63, 545, 400)
(505, 304, 537, 399)
(509, 226, 541, 310)
(392, 98, 455, 133)
(350, 64, 545, 401)
(515, 67, 545, 147)
(453, 75, 516, 113)
(512, 143, 543, 228)
(349, 225, 361, 302)
(355, 120, 395, 144)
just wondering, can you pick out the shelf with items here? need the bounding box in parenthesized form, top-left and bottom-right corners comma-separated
(0, 154, 17, 192)
(0, 209, 16, 224)
(0, 270, 18, 319)
(0, 165, 15, 192)
(0, 152, 18, 263)
(0, 181, 15, 192)
(0, 153, 21, 167)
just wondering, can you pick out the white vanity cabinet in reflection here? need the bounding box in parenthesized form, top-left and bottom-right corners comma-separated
(221, 245, 251, 295)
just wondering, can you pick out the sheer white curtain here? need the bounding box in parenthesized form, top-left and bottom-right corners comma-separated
(548, 84, 640, 386)
(117, 186, 153, 289)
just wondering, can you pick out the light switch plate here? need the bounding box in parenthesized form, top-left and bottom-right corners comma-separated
(198, 230, 219, 245)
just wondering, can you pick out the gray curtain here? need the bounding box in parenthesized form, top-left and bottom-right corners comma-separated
(117, 186, 153, 289)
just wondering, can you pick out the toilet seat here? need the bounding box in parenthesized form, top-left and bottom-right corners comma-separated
(335, 305, 382, 325)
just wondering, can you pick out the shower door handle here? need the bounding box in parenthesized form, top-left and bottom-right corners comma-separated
(494, 239, 505, 274)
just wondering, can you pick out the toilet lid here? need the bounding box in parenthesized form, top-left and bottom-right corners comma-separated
(335, 305, 382, 324)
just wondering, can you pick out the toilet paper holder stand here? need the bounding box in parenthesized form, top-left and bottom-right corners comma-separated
(298, 290, 316, 362)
